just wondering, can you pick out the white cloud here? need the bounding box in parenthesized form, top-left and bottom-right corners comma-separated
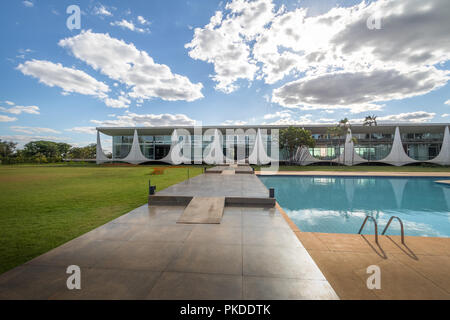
(22, 1, 33, 8)
(376, 111, 436, 123)
(4, 101, 15, 106)
(0, 135, 71, 147)
(272, 68, 448, 113)
(263, 114, 315, 125)
(262, 112, 337, 125)
(137, 16, 150, 25)
(59, 30, 203, 103)
(263, 111, 291, 120)
(91, 112, 196, 127)
(110, 19, 149, 33)
(93, 5, 112, 16)
(0, 105, 40, 115)
(445, 100, 450, 105)
(65, 127, 97, 135)
(351, 111, 436, 123)
(17, 59, 109, 99)
(0, 115, 17, 122)
(222, 120, 248, 125)
(188, 0, 450, 113)
(10, 126, 61, 134)
(185, 1, 273, 93)
(441, 114, 449, 117)
(103, 95, 131, 109)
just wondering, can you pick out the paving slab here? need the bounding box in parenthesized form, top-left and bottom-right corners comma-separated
(243, 276, 339, 300)
(295, 232, 450, 300)
(0, 171, 337, 300)
(207, 165, 253, 174)
(147, 272, 242, 300)
(177, 196, 225, 224)
(221, 169, 235, 175)
(156, 173, 269, 198)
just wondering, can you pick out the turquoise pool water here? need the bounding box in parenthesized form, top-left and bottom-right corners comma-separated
(259, 176, 450, 238)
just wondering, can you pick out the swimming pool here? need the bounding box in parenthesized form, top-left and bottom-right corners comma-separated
(259, 175, 450, 238)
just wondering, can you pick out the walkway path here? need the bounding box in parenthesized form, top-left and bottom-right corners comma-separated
(0, 169, 337, 300)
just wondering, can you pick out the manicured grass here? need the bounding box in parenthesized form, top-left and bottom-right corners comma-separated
(254, 165, 450, 172)
(0, 165, 204, 274)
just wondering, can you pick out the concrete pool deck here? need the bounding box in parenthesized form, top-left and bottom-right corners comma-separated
(294, 232, 450, 300)
(0, 170, 338, 300)
(256, 170, 450, 177)
(274, 195, 450, 300)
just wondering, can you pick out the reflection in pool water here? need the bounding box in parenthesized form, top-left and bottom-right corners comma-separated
(259, 176, 450, 238)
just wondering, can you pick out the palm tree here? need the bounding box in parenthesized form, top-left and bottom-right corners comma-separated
(339, 118, 350, 129)
(363, 115, 378, 162)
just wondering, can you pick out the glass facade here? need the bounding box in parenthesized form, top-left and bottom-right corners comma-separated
(401, 132, 443, 161)
(109, 127, 447, 163)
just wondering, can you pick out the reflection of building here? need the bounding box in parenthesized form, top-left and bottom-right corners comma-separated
(96, 124, 450, 166)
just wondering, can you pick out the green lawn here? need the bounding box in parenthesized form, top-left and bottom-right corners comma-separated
(254, 165, 450, 172)
(0, 165, 204, 274)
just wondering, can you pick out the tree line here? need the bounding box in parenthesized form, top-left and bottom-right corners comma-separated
(0, 140, 106, 164)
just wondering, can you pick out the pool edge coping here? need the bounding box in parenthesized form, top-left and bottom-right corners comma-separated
(255, 170, 450, 177)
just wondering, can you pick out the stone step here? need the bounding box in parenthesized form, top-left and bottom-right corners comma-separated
(148, 195, 275, 208)
(177, 197, 225, 224)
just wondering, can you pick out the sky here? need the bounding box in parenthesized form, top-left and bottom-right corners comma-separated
(0, 0, 449, 149)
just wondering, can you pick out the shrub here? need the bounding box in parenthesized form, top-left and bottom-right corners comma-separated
(150, 167, 166, 175)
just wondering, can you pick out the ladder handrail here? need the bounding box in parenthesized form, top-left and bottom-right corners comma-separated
(382, 216, 405, 244)
(358, 216, 378, 244)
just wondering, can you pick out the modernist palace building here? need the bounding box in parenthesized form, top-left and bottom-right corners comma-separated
(95, 123, 450, 166)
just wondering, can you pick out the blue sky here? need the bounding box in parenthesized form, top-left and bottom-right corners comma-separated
(0, 0, 449, 149)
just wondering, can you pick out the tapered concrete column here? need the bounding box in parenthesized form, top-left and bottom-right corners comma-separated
(203, 129, 224, 164)
(294, 146, 322, 165)
(378, 126, 416, 166)
(161, 128, 192, 164)
(334, 129, 367, 166)
(122, 129, 149, 164)
(96, 130, 109, 164)
(428, 126, 450, 165)
(249, 129, 271, 165)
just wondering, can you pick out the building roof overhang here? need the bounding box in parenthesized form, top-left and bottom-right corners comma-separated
(96, 123, 450, 136)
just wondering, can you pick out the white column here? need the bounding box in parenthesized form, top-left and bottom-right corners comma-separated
(122, 129, 149, 164)
(96, 130, 109, 164)
(378, 126, 416, 166)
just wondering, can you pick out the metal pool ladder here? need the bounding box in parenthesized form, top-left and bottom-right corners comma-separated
(381, 216, 405, 244)
(358, 216, 378, 244)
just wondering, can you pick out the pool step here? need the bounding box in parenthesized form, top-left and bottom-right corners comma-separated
(177, 197, 225, 224)
(148, 195, 275, 207)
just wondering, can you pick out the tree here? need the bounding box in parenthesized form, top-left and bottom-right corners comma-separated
(279, 127, 315, 164)
(339, 118, 350, 129)
(57, 143, 72, 158)
(363, 115, 378, 162)
(67, 143, 97, 159)
(327, 123, 346, 165)
(0, 139, 17, 158)
(23, 140, 73, 161)
(24, 141, 59, 158)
